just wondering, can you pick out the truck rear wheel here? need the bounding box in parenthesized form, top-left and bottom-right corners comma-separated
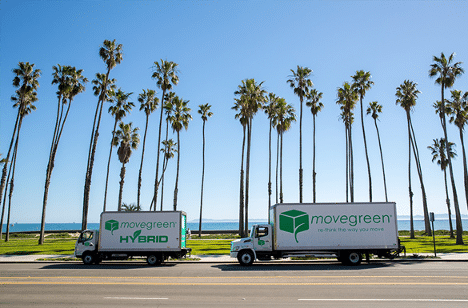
(82, 253, 95, 265)
(238, 250, 254, 266)
(342, 251, 362, 266)
(147, 254, 162, 266)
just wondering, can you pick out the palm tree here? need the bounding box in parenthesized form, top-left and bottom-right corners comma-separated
(103, 89, 134, 211)
(429, 52, 464, 244)
(232, 97, 248, 237)
(1, 62, 40, 242)
(137, 89, 158, 210)
(305, 89, 323, 203)
(39, 65, 87, 244)
(83, 39, 122, 230)
(396, 80, 430, 237)
(264, 93, 279, 212)
(157, 138, 177, 187)
(287, 66, 313, 203)
(428, 138, 456, 238)
(169, 96, 192, 211)
(112, 122, 139, 211)
(337, 82, 358, 202)
(234, 78, 266, 236)
(446, 90, 468, 212)
(276, 98, 296, 203)
(352, 70, 374, 202)
(198, 103, 213, 236)
(121, 202, 141, 212)
(366, 101, 388, 202)
(151, 60, 179, 211)
(159, 92, 175, 210)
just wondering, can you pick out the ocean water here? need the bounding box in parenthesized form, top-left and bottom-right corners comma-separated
(2, 220, 468, 233)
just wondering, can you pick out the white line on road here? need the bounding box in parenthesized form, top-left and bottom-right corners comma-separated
(104, 297, 168, 300)
(299, 299, 468, 302)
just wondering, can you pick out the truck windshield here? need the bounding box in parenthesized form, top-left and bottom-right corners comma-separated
(250, 226, 255, 238)
(79, 231, 93, 242)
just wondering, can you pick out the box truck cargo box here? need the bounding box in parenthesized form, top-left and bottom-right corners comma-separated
(231, 203, 403, 266)
(75, 211, 190, 266)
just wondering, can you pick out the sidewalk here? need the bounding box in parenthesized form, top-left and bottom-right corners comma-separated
(0, 253, 467, 263)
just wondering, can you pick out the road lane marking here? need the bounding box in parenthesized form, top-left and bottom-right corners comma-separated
(2, 282, 468, 286)
(299, 299, 468, 302)
(1, 275, 467, 279)
(104, 297, 168, 300)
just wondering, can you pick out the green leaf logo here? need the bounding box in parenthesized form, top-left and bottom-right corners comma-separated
(105, 220, 119, 235)
(279, 210, 309, 243)
(132, 230, 142, 241)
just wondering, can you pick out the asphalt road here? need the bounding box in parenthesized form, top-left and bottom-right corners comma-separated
(1, 260, 468, 307)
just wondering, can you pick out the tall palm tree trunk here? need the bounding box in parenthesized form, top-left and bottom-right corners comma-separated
(440, 87, 463, 244)
(276, 132, 279, 204)
(173, 131, 180, 211)
(0, 112, 20, 239)
(280, 132, 284, 204)
(137, 114, 149, 209)
(345, 126, 349, 203)
(444, 168, 454, 238)
(160, 117, 171, 211)
(118, 164, 126, 211)
(458, 127, 468, 211)
(268, 119, 272, 215)
(244, 120, 252, 236)
(374, 119, 388, 202)
(5, 118, 22, 242)
(199, 120, 206, 236)
(349, 124, 354, 202)
(239, 125, 246, 237)
(407, 112, 415, 239)
(152, 89, 166, 210)
(299, 97, 303, 203)
(408, 117, 431, 235)
(83, 69, 110, 230)
(103, 119, 118, 212)
(312, 115, 316, 203)
(360, 99, 372, 202)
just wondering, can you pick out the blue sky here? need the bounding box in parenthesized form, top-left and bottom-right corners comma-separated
(1, 0, 468, 224)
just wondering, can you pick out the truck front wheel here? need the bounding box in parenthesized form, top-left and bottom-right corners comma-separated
(82, 253, 95, 265)
(238, 250, 254, 266)
(147, 254, 162, 266)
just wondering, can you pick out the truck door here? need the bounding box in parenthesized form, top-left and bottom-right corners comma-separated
(75, 230, 97, 256)
(253, 225, 272, 252)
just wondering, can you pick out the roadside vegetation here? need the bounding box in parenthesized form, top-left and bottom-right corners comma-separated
(1, 232, 468, 257)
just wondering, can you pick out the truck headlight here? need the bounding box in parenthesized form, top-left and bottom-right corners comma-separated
(232, 246, 239, 252)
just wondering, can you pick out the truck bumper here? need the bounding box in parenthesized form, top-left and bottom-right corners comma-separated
(230, 251, 238, 259)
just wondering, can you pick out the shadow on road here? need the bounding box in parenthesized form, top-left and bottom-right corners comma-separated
(212, 261, 397, 272)
(40, 262, 177, 270)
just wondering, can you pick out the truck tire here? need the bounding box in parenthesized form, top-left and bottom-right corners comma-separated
(147, 254, 162, 266)
(238, 250, 254, 266)
(343, 251, 362, 266)
(82, 253, 95, 265)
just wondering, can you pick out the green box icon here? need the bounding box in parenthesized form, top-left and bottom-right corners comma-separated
(279, 210, 309, 243)
(105, 219, 119, 235)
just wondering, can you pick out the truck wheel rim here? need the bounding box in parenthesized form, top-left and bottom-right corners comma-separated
(241, 254, 251, 263)
(349, 253, 359, 263)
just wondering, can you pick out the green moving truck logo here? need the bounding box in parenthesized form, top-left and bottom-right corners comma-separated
(279, 210, 309, 243)
(105, 219, 119, 235)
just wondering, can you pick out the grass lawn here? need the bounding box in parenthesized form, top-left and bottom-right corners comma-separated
(1, 232, 468, 256)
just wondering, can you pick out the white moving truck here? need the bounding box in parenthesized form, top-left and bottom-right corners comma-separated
(75, 211, 190, 265)
(230, 203, 402, 266)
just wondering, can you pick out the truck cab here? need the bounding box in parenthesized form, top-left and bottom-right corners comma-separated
(230, 224, 273, 265)
(75, 230, 99, 264)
